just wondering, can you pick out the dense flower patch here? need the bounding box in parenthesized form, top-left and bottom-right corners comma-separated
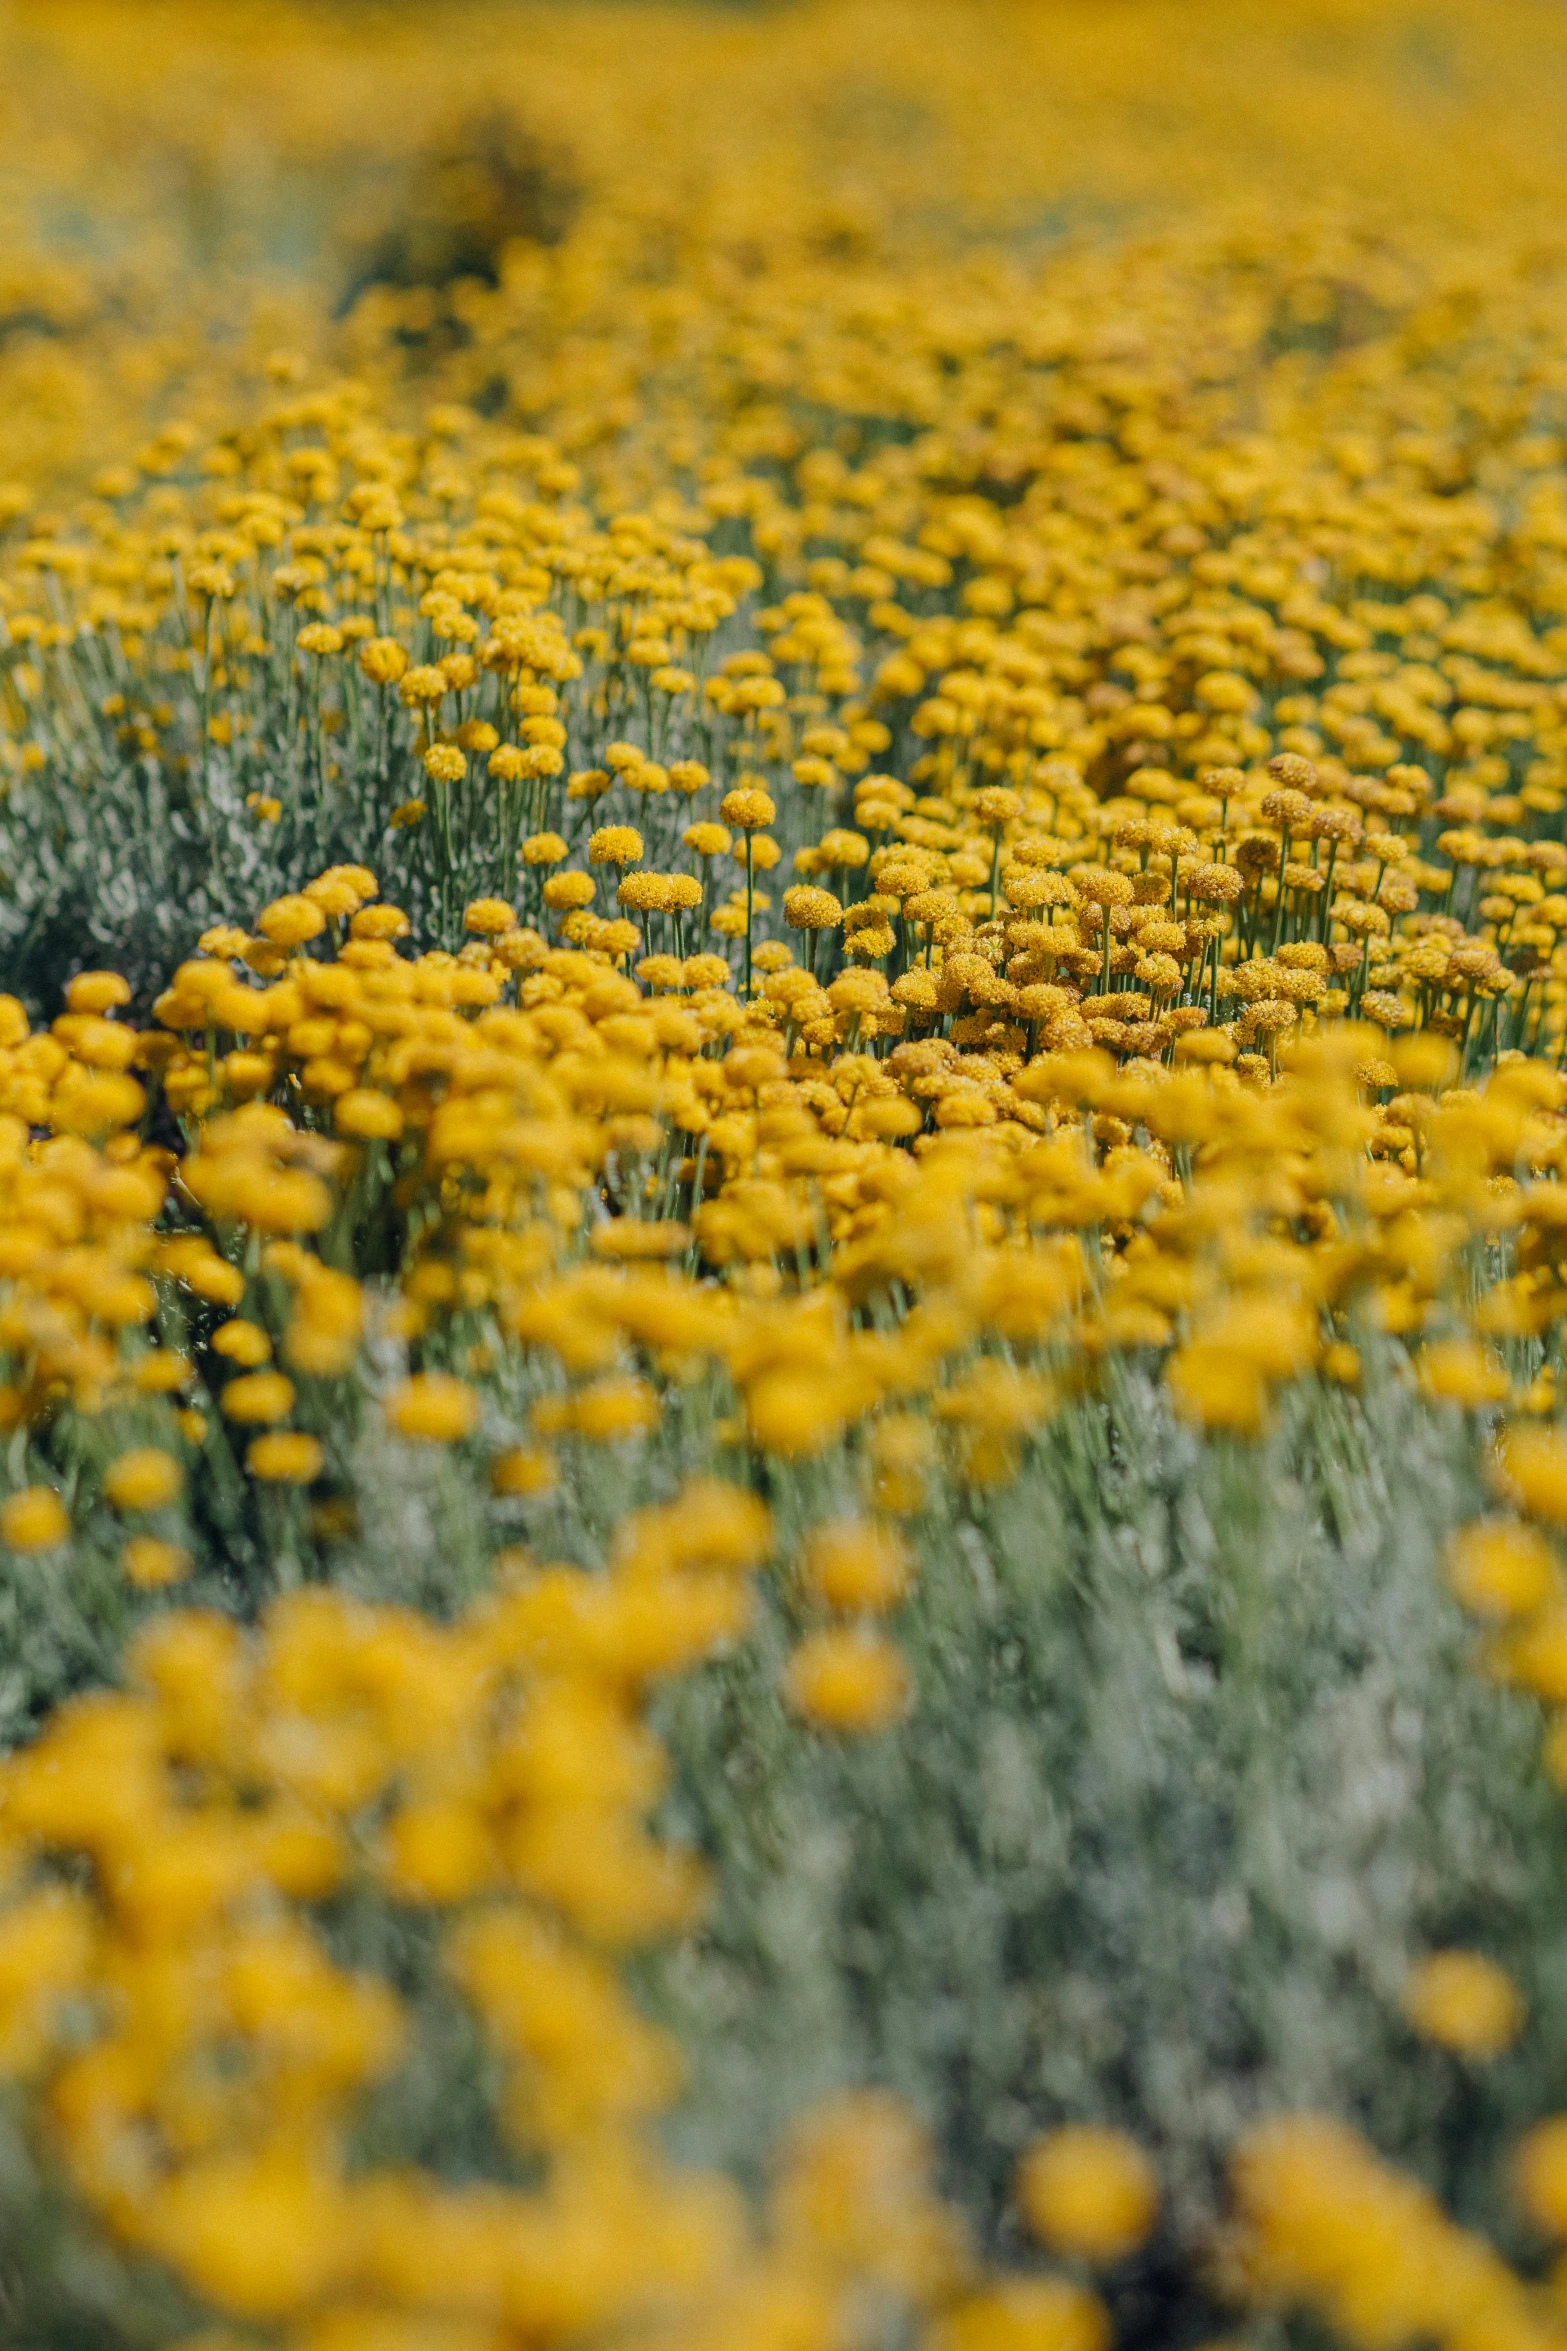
(8, 3, 1567, 2345)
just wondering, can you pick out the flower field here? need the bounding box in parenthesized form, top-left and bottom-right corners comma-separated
(10, 1, 1567, 2343)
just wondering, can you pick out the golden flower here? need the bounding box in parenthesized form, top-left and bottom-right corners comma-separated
(492, 1446, 557, 1497)
(720, 787, 776, 830)
(398, 663, 448, 709)
(335, 1089, 404, 1142)
(1492, 1427, 1567, 1524)
(801, 1519, 913, 1614)
(256, 895, 325, 948)
(1165, 1343, 1266, 1435)
(246, 1432, 324, 1483)
(684, 823, 732, 858)
(589, 825, 645, 867)
(1417, 1338, 1510, 1410)
(1402, 1950, 1523, 2060)
(522, 832, 569, 865)
(220, 1371, 296, 1424)
(784, 885, 844, 930)
(933, 2281, 1109, 2351)
(64, 970, 131, 1015)
(212, 1318, 272, 1367)
(120, 1534, 192, 1588)
(385, 1372, 480, 1444)
(102, 1448, 183, 1514)
(357, 636, 408, 685)
(785, 1628, 911, 1732)
(1446, 1518, 1555, 1618)
(350, 902, 409, 941)
(572, 1376, 660, 1442)
(1513, 2115, 1567, 2238)
(1016, 2128, 1158, 2263)
(0, 1487, 69, 1552)
(423, 743, 466, 786)
(144, 2149, 354, 2319)
(463, 896, 515, 936)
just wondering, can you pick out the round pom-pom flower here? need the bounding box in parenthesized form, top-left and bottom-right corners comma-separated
(256, 896, 325, 947)
(121, 1536, 192, 1589)
(386, 1373, 480, 1444)
(785, 1628, 911, 1732)
(247, 1433, 325, 1484)
(103, 1449, 183, 1514)
(1, 1487, 69, 1552)
(1017, 2127, 1159, 2263)
(802, 1520, 913, 1615)
(1403, 1950, 1523, 2059)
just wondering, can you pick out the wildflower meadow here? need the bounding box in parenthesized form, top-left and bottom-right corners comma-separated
(8, 1, 1567, 2344)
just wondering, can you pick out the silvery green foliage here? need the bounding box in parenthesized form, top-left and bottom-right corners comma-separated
(0, 2101, 195, 2351)
(654, 1365, 1567, 2342)
(1, 1317, 1562, 2346)
(0, 577, 770, 1015)
(0, 614, 427, 1011)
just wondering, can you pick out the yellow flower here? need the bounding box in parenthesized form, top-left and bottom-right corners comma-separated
(933, 2281, 1110, 2351)
(1492, 1426, 1567, 1525)
(801, 1519, 912, 1615)
(492, 1445, 557, 1497)
(462, 896, 515, 936)
(720, 787, 776, 830)
(220, 1371, 296, 1424)
(422, 743, 466, 785)
(1513, 2114, 1567, 2239)
(785, 1628, 911, 1733)
(385, 1373, 479, 1444)
(246, 1432, 324, 1483)
(212, 1318, 272, 1367)
(1446, 1518, 1555, 1618)
(1417, 1338, 1509, 1410)
(357, 635, 408, 685)
(589, 825, 645, 867)
(64, 970, 130, 1015)
(120, 1534, 192, 1588)
(0, 1488, 69, 1552)
(684, 822, 731, 858)
(783, 885, 844, 931)
(1402, 1950, 1523, 2059)
(1165, 1343, 1266, 1436)
(141, 2149, 352, 2319)
(1016, 2127, 1159, 2263)
(571, 1376, 659, 1443)
(334, 1088, 404, 1142)
(522, 831, 568, 865)
(102, 1448, 183, 1513)
(256, 894, 326, 947)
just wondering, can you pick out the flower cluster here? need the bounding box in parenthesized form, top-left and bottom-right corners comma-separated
(5, 1, 1567, 2344)
(0, 1489, 1130, 2351)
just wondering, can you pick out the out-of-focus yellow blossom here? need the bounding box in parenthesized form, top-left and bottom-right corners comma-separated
(1016, 2128, 1159, 2265)
(1402, 1951, 1525, 2061)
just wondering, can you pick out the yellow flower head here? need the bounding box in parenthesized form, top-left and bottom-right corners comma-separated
(1016, 2127, 1159, 2263)
(385, 1372, 480, 1444)
(1403, 1950, 1523, 2060)
(785, 1628, 911, 1733)
(102, 1448, 183, 1514)
(1, 1487, 69, 1552)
